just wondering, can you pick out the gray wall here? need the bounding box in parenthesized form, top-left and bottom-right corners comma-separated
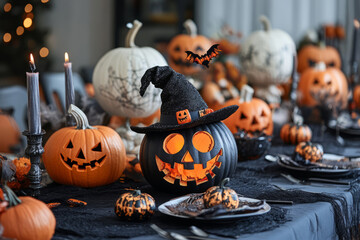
(40, 0, 114, 72)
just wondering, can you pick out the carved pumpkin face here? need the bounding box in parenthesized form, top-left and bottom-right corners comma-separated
(297, 65, 348, 109)
(168, 34, 212, 76)
(139, 122, 237, 193)
(222, 98, 273, 136)
(297, 45, 341, 73)
(43, 106, 127, 188)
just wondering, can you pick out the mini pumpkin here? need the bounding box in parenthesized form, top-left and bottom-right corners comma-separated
(295, 141, 323, 163)
(297, 43, 341, 73)
(114, 189, 155, 221)
(297, 62, 348, 109)
(221, 85, 273, 136)
(140, 122, 237, 193)
(7, 157, 31, 190)
(0, 110, 21, 153)
(280, 123, 312, 145)
(0, 185, 56, 240)
(203, 178, 239, 209)
(93, 20, 167, 118)
(168, 19, 212, 76)
(43, 104, 127, 188)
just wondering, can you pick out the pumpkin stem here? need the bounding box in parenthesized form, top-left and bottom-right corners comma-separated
(68, 104, 94, 130)
(125, 20, 142, 48)
(220, 178, 230, 189)
(239, 85, 254, 103)
(132, 189, 141, 197)
(3, 184, 21, 208)
(259, 16, 271, 31)
(314, 62, 326, 71)
(184, 19, 197, 37)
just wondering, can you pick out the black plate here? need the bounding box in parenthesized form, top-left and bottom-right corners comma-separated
(277, 155, 355, 179)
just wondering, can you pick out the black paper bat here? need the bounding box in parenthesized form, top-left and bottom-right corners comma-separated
(185, 44, 221, 68)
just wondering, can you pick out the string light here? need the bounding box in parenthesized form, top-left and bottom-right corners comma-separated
(23, 18, 32, 28)
(41, 0, 49, 3)
(3, 33, 11, 43)
(3, 3, 11, 12)
(16, 26, 25, 36)
(39, 47, 49, 57)
(24, 4, 33, 13)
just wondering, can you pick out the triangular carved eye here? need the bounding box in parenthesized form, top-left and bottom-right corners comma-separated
(92, 143, 102, 152)
(66, 140, 73, 149)
(251, 118, 259, 125)
(261, 110, 267, 117)
(240, 113, 247, 119)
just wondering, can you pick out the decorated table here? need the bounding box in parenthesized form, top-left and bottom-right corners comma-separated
(34, 124, 360, 240)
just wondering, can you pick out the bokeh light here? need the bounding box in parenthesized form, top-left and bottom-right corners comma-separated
(16, 26, 25, 35)
(4, 3, 11, 12)
(3, 33, 12, 43)
(24, 4, 33, 13)
(23, 18, 32, 28)
(39, 47, 49, 57)
(41, 0, 50, 3)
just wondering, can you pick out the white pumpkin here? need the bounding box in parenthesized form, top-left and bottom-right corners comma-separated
(240, 16, 296, 86)
(93, 20, 167, 118)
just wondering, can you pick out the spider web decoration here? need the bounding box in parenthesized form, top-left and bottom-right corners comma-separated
(98, 52, 162, 118)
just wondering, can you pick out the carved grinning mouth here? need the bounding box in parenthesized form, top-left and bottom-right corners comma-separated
(155, 149, 223, 186)
(178, 117, 188, 122)
(60, 153, 106, 171)
(236, 122, 271, 134)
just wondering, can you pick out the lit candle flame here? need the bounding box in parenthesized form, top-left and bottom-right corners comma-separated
(29, 53, 36, 72)
(65, 52, 69, 63)
(354, 19, 360, 29)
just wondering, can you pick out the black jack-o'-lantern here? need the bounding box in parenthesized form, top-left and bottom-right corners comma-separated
(140, 122, 237, 193)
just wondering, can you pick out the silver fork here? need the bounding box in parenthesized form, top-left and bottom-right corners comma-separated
(150, 224, 218, 240)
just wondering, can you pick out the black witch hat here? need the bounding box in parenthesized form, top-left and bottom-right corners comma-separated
(130, 66, 238, 133)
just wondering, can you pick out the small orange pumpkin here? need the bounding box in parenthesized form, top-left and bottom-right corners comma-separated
(43, 104, 127, 187)
(297, 62, 348, 109)
(168, 19, 212, 76)
(221, 85, 273, 136)
(0, 185, 56, 240)
(297, 43, 341, 73)
(280, 123, 312, 145)
(0, 110, 21, 153)
(7, 157, 31, 190)
(203, 178, 239, 209)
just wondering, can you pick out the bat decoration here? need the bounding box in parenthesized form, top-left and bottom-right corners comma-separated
(185, 44, 221, 68)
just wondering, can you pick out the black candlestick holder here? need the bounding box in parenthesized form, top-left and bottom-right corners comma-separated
(23, 130, 45, 197)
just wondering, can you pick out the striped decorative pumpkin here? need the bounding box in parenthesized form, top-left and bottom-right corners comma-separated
(295, 141, 323, 163)
(203, 178, 239, 209)
(280, 123, 312, 145)
(114, 190, 155, 221)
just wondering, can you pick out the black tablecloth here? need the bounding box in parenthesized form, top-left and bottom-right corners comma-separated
(36, 124, 360, 240)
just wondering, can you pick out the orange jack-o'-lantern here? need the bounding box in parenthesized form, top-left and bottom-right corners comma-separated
(297, 62, 348, 109)
(221, 85, 273, 136)
(168, 19, 212, 76)
(43, 105, 127, 187)
(297, 43, 341, 73)
(139, 122, 237, 193)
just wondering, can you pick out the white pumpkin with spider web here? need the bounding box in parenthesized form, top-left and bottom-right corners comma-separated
(93, 20, 167, 118)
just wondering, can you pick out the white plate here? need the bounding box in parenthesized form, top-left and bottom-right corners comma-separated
(158, 195, 271, 221)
